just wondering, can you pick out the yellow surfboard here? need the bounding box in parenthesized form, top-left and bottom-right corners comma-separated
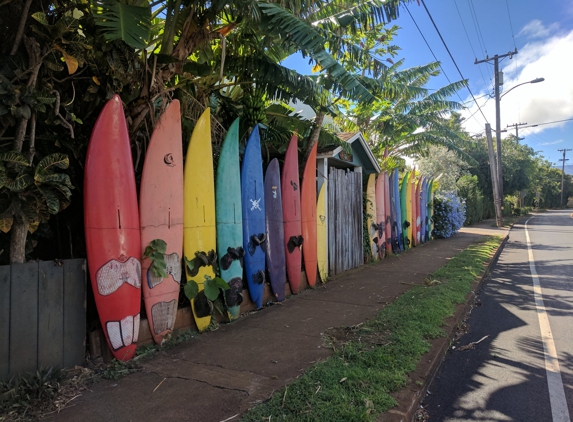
(317, 182, 328, 282)
(366, 174, 378, 261)
(184, 109, 217, 332)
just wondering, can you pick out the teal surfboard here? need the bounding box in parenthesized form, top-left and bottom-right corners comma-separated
(216, 119, 243, 320)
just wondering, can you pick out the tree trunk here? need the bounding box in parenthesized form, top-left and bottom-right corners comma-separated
(9, 35, 41, 264)
(10, 219, 27, 264)
(305, 111, 325, 162)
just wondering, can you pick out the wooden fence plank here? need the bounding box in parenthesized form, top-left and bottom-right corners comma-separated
(38, 261, 64, 369)
(9, 262, 39, 375)
(63, 259, 86, 368)
(0, 265, 10, 380)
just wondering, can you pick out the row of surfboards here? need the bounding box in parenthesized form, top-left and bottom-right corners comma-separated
(366, 168, 435, 260)
(84, 97, 327, 361)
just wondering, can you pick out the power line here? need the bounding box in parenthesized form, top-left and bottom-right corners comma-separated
(468, 0, 488, 56)
(522, 117, 573, 129)
(404, 4, 455, 86)
(504, 0, 517, 51)
(419, 0, 489, 124)
(453, 0, 490, 88)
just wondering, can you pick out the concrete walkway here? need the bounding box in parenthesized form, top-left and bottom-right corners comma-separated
(51, 221, 508, 422)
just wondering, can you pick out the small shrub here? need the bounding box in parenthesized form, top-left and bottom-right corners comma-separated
(432, 193, 466, 239)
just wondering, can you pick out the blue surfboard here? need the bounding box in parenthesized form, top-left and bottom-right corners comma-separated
(241, 126, 266, 308)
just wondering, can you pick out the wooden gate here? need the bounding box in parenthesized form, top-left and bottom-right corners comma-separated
(0, 259, 86, 381)
(328, 167, 363, 275)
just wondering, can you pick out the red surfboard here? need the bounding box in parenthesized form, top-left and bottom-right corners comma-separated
(84, 95, 141, 361)
(301, 142, 318, 287)
(140, 100, 183, 345)
(282, 135, 302, 294)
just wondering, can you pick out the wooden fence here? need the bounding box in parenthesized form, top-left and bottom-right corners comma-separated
(0, 259, 86, 381)
(328, 168, 363, 275)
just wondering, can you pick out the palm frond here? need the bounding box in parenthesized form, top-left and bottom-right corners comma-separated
(91, 0, 152, 49)
(256, 2, 375, 103)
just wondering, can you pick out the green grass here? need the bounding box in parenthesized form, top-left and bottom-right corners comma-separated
(241, 236, 503, 422)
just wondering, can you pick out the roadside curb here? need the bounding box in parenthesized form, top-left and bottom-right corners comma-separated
(383, 233, 510, 422)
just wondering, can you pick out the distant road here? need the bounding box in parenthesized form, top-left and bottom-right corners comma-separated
(424, 210, 573, 422)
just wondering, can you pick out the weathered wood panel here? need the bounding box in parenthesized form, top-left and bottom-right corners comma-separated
(38, 261, 64, 369)
(63, 259, 86, 368)
(0, 259, 86, 381)
(0, 265, 10, 380)
(327, 168, 363, 275)
(9, 262, 39, 375)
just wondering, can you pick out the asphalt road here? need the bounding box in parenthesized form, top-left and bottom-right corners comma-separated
(423, 210, 573, 422)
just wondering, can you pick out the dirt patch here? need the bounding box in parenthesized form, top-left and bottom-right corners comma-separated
(323, 323, 391, 352)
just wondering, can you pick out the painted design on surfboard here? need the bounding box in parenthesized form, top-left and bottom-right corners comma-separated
(106, 313, 140, 351)
(151, 300, 177, 335)
(96, 257, 141, 296)
(146, 252, 181, 289)
(250, 198, 262, 211)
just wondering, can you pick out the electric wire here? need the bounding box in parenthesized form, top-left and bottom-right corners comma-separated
(403, 5, 454, 86)
(468, 0, 488, 56)
(453, 0, 490, 88)
(504, 0, 518, 50)
(404, 3, 488, 133)
(523, 117, 573, 128)
(419, 0, 489, 124)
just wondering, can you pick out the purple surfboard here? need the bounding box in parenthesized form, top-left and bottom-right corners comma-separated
(264, 158, 287, 301)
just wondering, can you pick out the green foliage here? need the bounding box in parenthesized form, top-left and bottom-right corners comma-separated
(143, 238, 168, 278)
(457, 175, 485, 226)
(0, 367, 63, 417)
(91, 0, 152, 49)
(241, 237, 502, 421)
(0, 152, 72, 234)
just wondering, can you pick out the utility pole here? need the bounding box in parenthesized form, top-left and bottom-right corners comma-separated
(507, 122, 527, 140)
(486, 124, 503, 227)
(558, 148, 571, 206)
(475, 49, 518, 210)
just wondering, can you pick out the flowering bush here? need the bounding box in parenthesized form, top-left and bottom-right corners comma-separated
(432, 193, 466, 239)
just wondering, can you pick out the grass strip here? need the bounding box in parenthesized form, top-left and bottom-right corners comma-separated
(241, 235, 503, 422)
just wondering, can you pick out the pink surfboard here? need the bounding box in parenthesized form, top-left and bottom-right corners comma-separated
(282, 135, 303, 293)
(140, 100, 184, 345)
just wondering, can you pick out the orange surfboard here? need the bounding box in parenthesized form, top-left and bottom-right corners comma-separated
(301, 142, 318, 287)
(140, 101, 184, 345)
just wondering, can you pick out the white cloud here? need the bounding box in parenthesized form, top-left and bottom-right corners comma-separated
(462, 24, 573, 139)
(539, 139, 563, 146)
(517, 20, 559, 39)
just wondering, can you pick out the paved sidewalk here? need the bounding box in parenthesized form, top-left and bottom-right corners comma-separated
(51, 221, 508, 422)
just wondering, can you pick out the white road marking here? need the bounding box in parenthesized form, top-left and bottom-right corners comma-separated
(525, 217, 571, 422)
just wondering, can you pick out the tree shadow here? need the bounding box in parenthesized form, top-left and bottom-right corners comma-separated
(422, 230, 573, 421)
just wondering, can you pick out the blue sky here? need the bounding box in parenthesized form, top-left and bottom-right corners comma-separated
(282, 0, 573, 167)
